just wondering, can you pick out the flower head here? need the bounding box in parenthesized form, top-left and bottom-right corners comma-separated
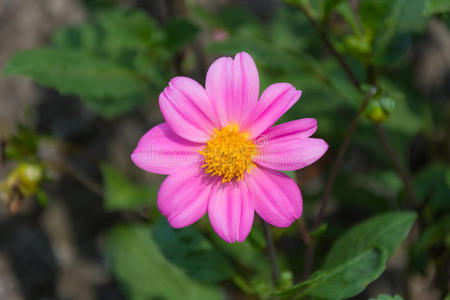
(131, 52, 328, 243)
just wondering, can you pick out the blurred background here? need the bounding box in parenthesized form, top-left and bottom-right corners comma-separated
(0, 0, 449, 299)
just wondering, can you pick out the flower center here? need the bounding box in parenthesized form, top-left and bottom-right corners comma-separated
(199, 124, 257, 183)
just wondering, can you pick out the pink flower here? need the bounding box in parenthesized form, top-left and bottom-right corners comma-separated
(131, 52, 328, 243)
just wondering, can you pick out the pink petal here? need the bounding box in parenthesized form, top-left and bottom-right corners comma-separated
(159, 76, 218, 143)
(243, 83, 302, 139)
(254, 136, 328, 171)
(208, 180, 254, 243)
(205, 52, 259, 127)
(246, 166, 302, 227)
(260, 118, 317, 141)
(158, 164, 216, 228)
(131, 123, 204, 175)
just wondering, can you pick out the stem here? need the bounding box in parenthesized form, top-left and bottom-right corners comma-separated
(46, 160, 103, 197)
(314, 87, 376, 228)
(302, 88, 376, 278)
(374, 124, 419, 206)
(297, 219, 311, 245)
(166, 0, 186, 74)
(294, 1, 377, 279)
(302, 241, 316, 280)
(262, 220, 280, 285)
(296, 4, 361, 91)
(292, 0, 420, 285)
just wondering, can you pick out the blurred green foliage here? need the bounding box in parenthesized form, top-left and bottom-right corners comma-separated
(106, 224, 223, 300)
(369, 295, 404, 300)
(152, 218, 234, 283)
(3, 8, 198, 118)
(424, 0, 450, 16)
(4, 125, 39, 162)
(277, 212, 416, 299)
(1, 0, 449, 299)
(101, 164, 157, 211)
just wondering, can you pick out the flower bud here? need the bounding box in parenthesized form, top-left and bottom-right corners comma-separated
(0, 163, 43, 204)
(365, 97, 396, 123)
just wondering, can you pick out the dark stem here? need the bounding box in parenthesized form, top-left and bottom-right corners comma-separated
(262, 220, 280, 285)
(302, 241, 316, 280)
(297, 219, 311, 245)
(46, 160, 103, 197)
(302, 88, 376, 278)
(166, 0, 186, 74)
(374, 124, 419, 206)
(294, 1, 420, 279)
(297, 4, 361, 91)
(314, 87, 376, 228)
(299, 4, 417, 210)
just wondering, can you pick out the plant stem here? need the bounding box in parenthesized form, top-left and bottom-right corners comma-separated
(296, 4, 361, 91)
(374, 123, 419, 206)
(262, 220, 280, 285)
(166, 0, 186, 74)
(46, 160, 103, 197)
(297, 219, 311, 245)
(302, 88, 376, 278)
(293, 1, 420, 278)
(314, 88, 377, 228)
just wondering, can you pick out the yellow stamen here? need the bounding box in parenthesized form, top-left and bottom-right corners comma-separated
(200, 124, 258, 183)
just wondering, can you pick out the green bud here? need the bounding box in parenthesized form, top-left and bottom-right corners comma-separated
(365, 97, 396, 123)
(0, 163, 43, 200)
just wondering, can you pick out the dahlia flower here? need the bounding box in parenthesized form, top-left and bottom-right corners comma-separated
(131, 52, 328, 243)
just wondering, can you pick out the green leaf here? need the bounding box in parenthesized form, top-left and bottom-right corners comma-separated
(323, 212, 417, 269)
(358, 0, 428, 65)
(281, 212, 416, 299)
(3, 48, 149, 118)
(52, 8, 161, 55)
(305, 248, 387, 299)
(95, 9, 160, 51)
(414, 164, 450, 211)
(101, 164, 156, 211)
(369, 295, 404, 300)
(368, 0, 428, 64)
(3, 48, 147, 99)
(211, 230, 270, 276)
(424, 0, 450, 15)
(152, 218, 234, 283)
(274, 271, 327, 298)
(4, 8, 170, 118)
(51, 8, 167, 69)
(164, 18, 199, 51)
(394, 0, 428, 33)
(106, 224, 223, 300)
(51, 23, 99, 54)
